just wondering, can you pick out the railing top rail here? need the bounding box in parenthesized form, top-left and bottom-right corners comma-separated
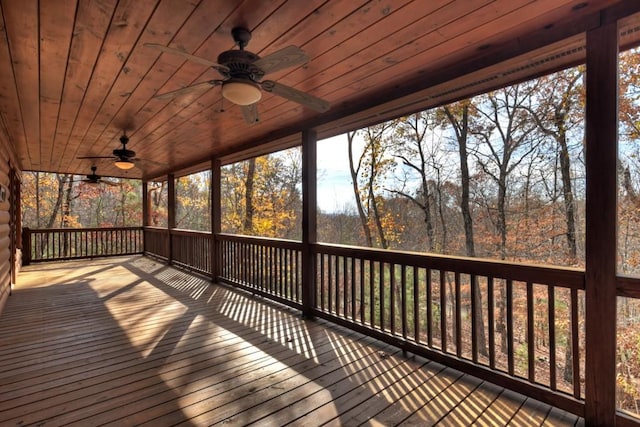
(216, 233, 302, 249)
(171, 228, 212, 236)
(144, 226, 169, 232)
(312, 242, 585, 290)
(25, 226, 143, 233)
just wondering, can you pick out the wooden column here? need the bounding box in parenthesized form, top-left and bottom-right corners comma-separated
(167, 174, 176, 264)
(584, 19, 618, 427)
(141, 180, 148, 254)
(301, 129, 318, 318)
(211, 158, 221, 281)
(142, 180, 149, 227)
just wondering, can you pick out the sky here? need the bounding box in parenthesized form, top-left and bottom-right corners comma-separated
(316, 134, 359, 213)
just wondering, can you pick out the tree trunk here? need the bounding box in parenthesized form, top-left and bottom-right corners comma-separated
(557, 129, 577, 262)
(243, 157, 256, 233)
(348, 131, 373, 247)
(444, 104, 488, 357)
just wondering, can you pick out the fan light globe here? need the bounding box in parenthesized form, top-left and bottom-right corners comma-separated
(222, 80, 261, 105)
(114, 160, 135, 170)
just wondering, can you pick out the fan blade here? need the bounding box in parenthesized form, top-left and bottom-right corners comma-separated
(254, 46, 308, 74)
(101, 180, 119, 187)
(240, 104, 259, 125)
(154, 80, 222, 100)
(261, 80, 330, 112)
(144, 43, 229, 72)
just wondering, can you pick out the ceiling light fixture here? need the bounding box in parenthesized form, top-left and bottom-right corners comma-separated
(114, 159, 135, 170)
(221, 79, 262, 105)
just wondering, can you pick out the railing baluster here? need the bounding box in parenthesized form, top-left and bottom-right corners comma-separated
(455, 272, 462, 358)
(507, 279, 514, 376)
(527, 281, 535, 383)
(549, 285, 557, 391)
(343, 255, 348, 318)
(351, 256, 356, 321)
(320, 253, 325, 311)
(379, 261, 385, 332)
(328, 254, 333, 314)
(471, 274, 478, 363)
(440, 270, 447, 352)
(335, 254, 340, 316)
(427, 268, 432, 347)
(413, 266, 419, 343)
(369, 259, 374, 327)
(401, 264, 407, 340)
(488, 276, 495, 369)
(390, 263, 396, 336)
(359, 258, 365, 323)
(571, 288, 580, 399)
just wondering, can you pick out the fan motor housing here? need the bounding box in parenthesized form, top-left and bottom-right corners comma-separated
(113, 148, 135, 158)
(217, 50, 264, 81)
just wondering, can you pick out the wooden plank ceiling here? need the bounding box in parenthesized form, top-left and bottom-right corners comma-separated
(0, 0, 639, 179)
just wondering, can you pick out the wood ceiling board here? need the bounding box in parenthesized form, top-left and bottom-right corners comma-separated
(253, 0, 460, 112)
(0, 6, 28, 168)
(52, 0, 117, 172)
(236, 0, 526, 137)
(285, 0, 582, 110)
(39, 0, 77, 171)
(3, 0, 40, 170)
(67, 0, 203, 174)
(63, 0, 159, 170)
(315, 35, 589, 140)
(105, 0, 285, 173)
(141, 0, 419, 157)
(311, 2, 635, 142)
(172, 0, 459, 155)
(148, 0, 285, 101)
(5, 0, 638, 178)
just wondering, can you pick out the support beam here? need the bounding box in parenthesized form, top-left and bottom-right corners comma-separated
(301, 129, 318, 318)
(167, 174, 176, 265)
(142, 180, 149, 228)
(584, 19, 618, 427)
(211, 158, 221, 281)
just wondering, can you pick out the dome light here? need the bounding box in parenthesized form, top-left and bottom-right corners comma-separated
(114, 159, 135, 170)
(221, 80, 262, 106)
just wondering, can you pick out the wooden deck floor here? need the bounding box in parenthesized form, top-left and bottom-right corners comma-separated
(0, 256, 584, 426)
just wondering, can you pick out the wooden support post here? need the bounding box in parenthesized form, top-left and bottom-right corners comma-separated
(142, 180, 149, 227)
(142, 180, 148, 253)
(167, 174, 176, 265)
(21, 227, 30, 266)
(585, 19, 618, 427)
(302, 129, 317, 318)
(211, 158, 221, 281)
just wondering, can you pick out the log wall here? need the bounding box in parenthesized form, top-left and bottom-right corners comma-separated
(0, 132, 20, 315)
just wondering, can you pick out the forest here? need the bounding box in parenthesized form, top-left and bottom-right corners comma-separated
(21, 51, 640, 415)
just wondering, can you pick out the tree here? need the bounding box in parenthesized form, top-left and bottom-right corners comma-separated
(471, 83, 540, 353)
(391, 111, 439, 252)
(348, 123, 399, 249)
(528, 67, 584, 264)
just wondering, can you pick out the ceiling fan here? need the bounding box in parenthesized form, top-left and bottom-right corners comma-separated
(78, 133, 139, 170)
(145, 27, 330, 124)
(73, 166, 118, 186)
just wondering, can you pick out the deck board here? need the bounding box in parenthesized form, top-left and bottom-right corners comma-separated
(0, 256, 583, 426)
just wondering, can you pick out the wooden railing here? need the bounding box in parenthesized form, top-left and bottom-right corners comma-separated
(143, 227, 169, 260)
(216, 233, 303, 310)
(171, 229, 211, 275)
(312, 243, 585, 415)
(23, 228, 597, 417)
(22, 227, 143, 264)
